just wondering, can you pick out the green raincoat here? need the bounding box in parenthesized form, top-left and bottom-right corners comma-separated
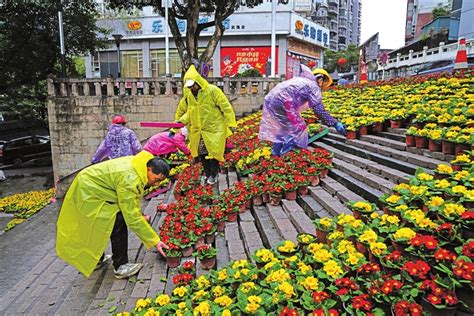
(178, 66, 236, 161)
(56, 151, 160, 277)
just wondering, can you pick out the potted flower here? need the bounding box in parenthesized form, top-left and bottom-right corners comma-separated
(390, 109, 405, 128)
(450, 153, 471, 171)
(390, 227, 417, 252)
(392, 300, 423, 316)
(300, 290, 338, 314)
(313, 217, 334, 244)
(178, 260, 196, 276)
(193, 244, 217, 270)
(346, 124, 358, 140)
(380, 250, 405, 274)
(347, 200, 377, 221)
(414, 128, 428, 149)
(283, 179, 298, 201)
(434, 164, 453, 180)
(420, 279, 458, 316)
(294, 174, 310, 196)
(276, 240, 298, 257)
(165, 248, 182, 268)
(251, 248, 277, 269)
(296, 233, 316, 248)
(405, 126, 417, 147)
(428, 129, 444, 152)
(442, 129, 458, 155)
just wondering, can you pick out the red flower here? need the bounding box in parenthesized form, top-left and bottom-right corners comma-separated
(462, 241, 474, 259)
(312, 309, 324, 316)
(312, 291, 330, 303)
(335, 288, 349, 296)
(421, 235, 438, 250)
(426, 294, 441, 305)
(279, 307, 299, 316)
(434, 248, 457, 262)
(461, 211, 474, 220)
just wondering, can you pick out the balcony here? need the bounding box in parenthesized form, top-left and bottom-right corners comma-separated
(327, 7, 338, 15)
(328, 0, 338, 5)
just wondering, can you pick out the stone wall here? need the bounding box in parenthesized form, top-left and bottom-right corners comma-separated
(48, 93, 265, 196)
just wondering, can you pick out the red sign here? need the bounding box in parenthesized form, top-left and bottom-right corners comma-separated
(220, 47, 278, 77)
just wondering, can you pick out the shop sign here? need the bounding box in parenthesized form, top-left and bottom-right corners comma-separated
(290, 13, 329, 48)
(288, 39, 321, 58)
(126, 20, 143, 35)
(220, 47, 278, 77)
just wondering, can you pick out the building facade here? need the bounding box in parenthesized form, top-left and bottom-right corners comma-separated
(86, 4, 330, 79)
(311, 0, 361, 51)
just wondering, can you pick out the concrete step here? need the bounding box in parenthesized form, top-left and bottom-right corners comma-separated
(329, 168, 384, 207)
(265, 204, 298, 243)
(360, 134, 407, 151)
(386, 127, 407, 135)
(281, 200, 315, 234)
(252, 205, 283, 249)
(406, 146, 456, 163)
(376, 131, 406, 142)
(314, 141, 410, 184)
(318, 138, 423, 175)
(297, 194, 332, 220)
(320, 176, 366, 204)
(308, 186, 351, 217)
(332, 157, 395, 194)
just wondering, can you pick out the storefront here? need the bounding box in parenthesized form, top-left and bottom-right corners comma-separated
(86, 11, 329, 79)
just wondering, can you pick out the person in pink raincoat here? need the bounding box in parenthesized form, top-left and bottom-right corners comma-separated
(143, 127, 191, 157)
(259, 65, 346, 156)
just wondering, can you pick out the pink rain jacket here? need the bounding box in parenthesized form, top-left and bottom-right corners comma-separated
(143, 132, 190, 156)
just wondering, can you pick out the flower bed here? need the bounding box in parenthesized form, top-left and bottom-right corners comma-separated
(0, 188, 55, 231)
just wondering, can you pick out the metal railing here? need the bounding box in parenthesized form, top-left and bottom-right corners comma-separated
(47, 76, 285, 98)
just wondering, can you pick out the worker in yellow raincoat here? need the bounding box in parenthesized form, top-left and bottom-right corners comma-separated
(176, 65, 236, 185)
(56, 151, 170, 279)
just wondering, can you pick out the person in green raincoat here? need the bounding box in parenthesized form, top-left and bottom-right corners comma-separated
(176, 65, 236, 185)
(56, 151, 170, 279)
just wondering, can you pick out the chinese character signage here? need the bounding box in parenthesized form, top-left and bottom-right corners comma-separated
(290, 13, 329, 48)
(220, 47, 278, 77)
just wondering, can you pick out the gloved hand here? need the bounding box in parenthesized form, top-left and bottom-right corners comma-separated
(230, 127, 236, 133)
(168, 130, 175, 138)
(335, 122, 347, 136)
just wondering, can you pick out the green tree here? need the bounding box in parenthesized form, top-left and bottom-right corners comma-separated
(107, 0, 286, 72)
(323, 44, 359, 73)
(432, 2, 451, 19)
(0, 1, 106, 123)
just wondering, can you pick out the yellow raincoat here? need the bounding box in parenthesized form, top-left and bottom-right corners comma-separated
(56, 151, 160, 277)
(177, 66, 236, 161)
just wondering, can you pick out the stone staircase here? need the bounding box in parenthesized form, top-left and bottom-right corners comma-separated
(0, 127, 456, 315)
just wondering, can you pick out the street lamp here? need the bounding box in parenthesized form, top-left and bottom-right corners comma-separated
(112, 34, 123, 78)
(56, 0, 66, 78)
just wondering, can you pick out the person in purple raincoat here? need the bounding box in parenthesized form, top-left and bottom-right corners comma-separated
(259, 66, 346, 156)
(91, 115, 142, 164)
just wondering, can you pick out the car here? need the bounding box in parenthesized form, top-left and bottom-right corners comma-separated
(1, 136, 52, 167)
(414, 57, 474, 76)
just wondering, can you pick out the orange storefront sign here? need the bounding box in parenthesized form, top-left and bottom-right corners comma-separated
(127, 21, 142, 31)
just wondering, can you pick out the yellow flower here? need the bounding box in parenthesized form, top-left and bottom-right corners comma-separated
(346, 252, 364, 266)
(454, 170, 469, 181)
(196, 276, 210, 289)
(193, 301, 211, 316)
(135, 298, 151, 312)
(154, 294, 170, 306)
(245, 302, 260, 314)
(465, 190, 474, 200)
(394, 183, 410, 191)
(241, 282, 257, 293)
(442, 203, 466, 217)
(323, 260, 344, 279)
(248, 295, 262, 304)
(278, 281, 296, 298)
(232, 260, 249, 269)
(359, 229, 378, 244)
(350, 219, 363, 228)
(370, 212, 379, 219)
(417, 173, 434, 181)
(278, 240, 297, 253)
(337, 240, 356, 254)
(370, 242, 387, 256)
(353, 201, 373, 212)
(313, 249, 333, 263)
(212, 286, 225, 298)
(307, 242, 325, 254)
(453, 185, 468, 195)
(266, 269, 291, 283)
(178, 302, 187, 310)
(319, 217, 333, 227)
(386, 195, 401, 204)
(298, 261, 313, 274)
(301, 276, 319, 290)
(435, 179, 451, 189)
(452, 154, 470, 164)
(380, 214, 400, 226)
(409, 185, 428, 196)
(217, 269, 228, 281)
(173, 286, 188, 298)
(337, 214, 356, 225)
(221, 310, 231, 316)
(328, 231, 344, 240)
(144, 308, 159, 316)
(214, 295, 233, 307)
(393, 227, 416, 241)
(436, 164, 453, 174)
(427, 195, 445, 207)
(193, 290, 208, 301)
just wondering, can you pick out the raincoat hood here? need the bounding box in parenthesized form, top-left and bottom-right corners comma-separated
(183, 65, 209, 90)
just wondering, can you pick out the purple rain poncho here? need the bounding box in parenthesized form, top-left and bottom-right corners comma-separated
(258, 67, 337, 149)
(91, 124, 142, 163)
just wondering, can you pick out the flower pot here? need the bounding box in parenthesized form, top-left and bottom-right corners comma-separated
(434, 172, 450, 180)
(391, 239, 407, 253)
(428, 139, 442, 152)
(421, 204, 429, 213)
(204, 233, 215, 244)
(227, 212, 238, 222)
(442, 140, 455, 155)
(372, 122, 383, 133)
(219, 167, 228, 174)
(308, 175, 320, 186)
(217, 221, 226, 232)
(297, 185, 309, 196)
(346, 131, 357, 139)
(406, 135, 416, 147)
(167, 256, 181, 268)
(359, 125, 369, 135)
(320, 169, 329, 178)
(390, 120, 402, 128)
(262, 193, 270, 204)
(421, 297, 457, 316)
(245, 199, 252, 210)
(355, 241, 368, 255)
(315, 228, 329, 244)
(252, 195, 263, 206)
(199, 256, 216, 270)
(182, 246, 194, 257)
(285, 190, 297, 201)
(451, 164, 464, 172)
(455, 143, 470, 156)
(456, 286, 474, 314)
(239, 203, 247, 214)
(415, 136, 428, 149)
(270, 195, 282, 206)
(336, 223, 344, 232)
(196, 237, 205, 248)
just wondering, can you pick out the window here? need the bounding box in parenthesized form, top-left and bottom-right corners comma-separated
(150, 49, 213, 78)
(121, 51, 143, 77)
(92, 52, 100, 78)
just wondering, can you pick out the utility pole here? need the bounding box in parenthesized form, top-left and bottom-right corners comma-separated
(270, 0, 277, 77)
(56, 0, 66, 78)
